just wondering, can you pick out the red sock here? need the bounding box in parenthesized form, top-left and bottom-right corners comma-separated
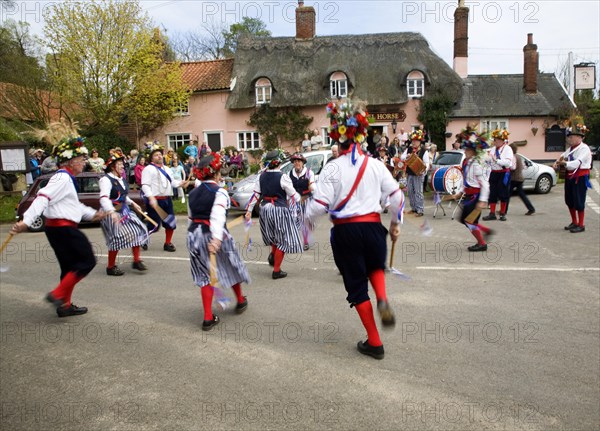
(569, 208, 578, 224)
(200, 285, 214, 321)
(477, 224, 490, 234)
(165, 228, 174, 244)
(108, 250, 118, 268)
(273, 248, 285, 272)
(500, 202, 507, 214)
(355, 300, 382, 347)
(471, 229, 486, 245)
(231, 283, 245, 303)
(368, 269, 387, 302)
(51, 271, 84, 307)
(489, 203, 496, 214)
(577, 210, 585, 226)
(132, 246, 141, 263)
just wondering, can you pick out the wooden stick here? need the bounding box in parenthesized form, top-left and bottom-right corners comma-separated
(464, 208, 481, 224)
(0, 233, 14, 255)
(134, 208, 158, 227)
(226, 215, 244, 230)
(209, 252, 218, 286)
(154, 205, 169, 220)
(389, 239, 397, 269)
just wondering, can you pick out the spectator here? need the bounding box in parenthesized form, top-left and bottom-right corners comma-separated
(184, 140, 199, 160)
(41, 152, 58, 174)
(310, 129, 323, 151)
(165, 147, 175, 166)
(301, 133, 312, 152)
(87, 149, 105, 173)
(229, 150, 243, 177)
(397, 128, 409, 147)
(134, 156, 146, 188)
(170, 158, 186, 203)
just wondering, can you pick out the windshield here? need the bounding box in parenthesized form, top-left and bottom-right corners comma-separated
(435, 152, 463, 166)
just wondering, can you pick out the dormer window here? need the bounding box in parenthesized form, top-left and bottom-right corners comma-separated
(407, 71, 425, 98)
(255, 78, 272, 105)
(329, 72, 348, 98)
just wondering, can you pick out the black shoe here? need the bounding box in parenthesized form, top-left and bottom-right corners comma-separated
(141, 244, 148, 251)
(499, 214, 507, 221)
(415, 212, 424, 217)
(268, 253, 274, 266)
(45, 292, 65, 308)
(202, 315, 219, 331)
(482, 213, 497, 221)
(57, 304, 88, 318)
(272, 271, 288, 279)
(357, 340, 384, 360)
(163, 243, 176, 252)
(570, 225, 585, 233)
(377, 300, 396, 328)
(106, 266, 125, 276)
(132, 261, 147, 271)
(525, 210, 535, 216)
(235, 297, 248, 314)
(303, 244, 309, 251)
(468, 243, 488, 252)
(564, 223, 577, 230)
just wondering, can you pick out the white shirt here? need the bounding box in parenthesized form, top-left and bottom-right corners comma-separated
(141, 163, 182, 197)
(246, 169, 300, 212)
(463, 157, 490, 202)
(489, 144, 513, 170)
(561, 143, 592, 171)
(305, 153, 404, 222)
(23, 170, 97, 226)
(310, 134, 323, 150)
(290, 166, 316, 193)
(99, 173, 134, 212)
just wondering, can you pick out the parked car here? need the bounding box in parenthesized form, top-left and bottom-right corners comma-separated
(588, 144, 599, 161)
(229, 150, 333, 215)
(15, 171, 146, 232)
(430, 150, 557, 194)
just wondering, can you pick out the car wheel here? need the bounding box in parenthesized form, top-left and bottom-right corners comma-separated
(535, 174, 552, 194)
(28, 215, 45, 232)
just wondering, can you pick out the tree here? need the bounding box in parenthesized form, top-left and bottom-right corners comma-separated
(248, 105, 313, 151)
(222, 17, 271, 58)
(417, 86, 455, 151)
(43, 0, 187, 134)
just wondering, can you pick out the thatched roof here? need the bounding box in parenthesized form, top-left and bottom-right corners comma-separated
(450, 74, 574, 118)
(226, 32, 463, 109)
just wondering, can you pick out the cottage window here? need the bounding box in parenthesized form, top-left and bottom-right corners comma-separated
(238, 131, 261, 150)
(174, 99, 189, 116)
(255, 78, 272, 105)
(407, 71, 425, 98)
(167, 133, 192, 151)
(480, 119, 509, 133)
(329, 72, 348, 98)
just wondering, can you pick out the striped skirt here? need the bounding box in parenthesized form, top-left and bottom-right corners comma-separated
(101, 210, 149, 251)
(259, 204, 303, 254)
(187, 226, 250, 288)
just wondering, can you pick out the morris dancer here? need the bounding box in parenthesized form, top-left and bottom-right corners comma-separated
(289, 152, 316, 250)
(245, 150, 303, 280)
(10, 137, 105, 317)
(99, 150, 149, 275)
(458, 128, 493, 252)
(305, 99, 404, 360)
(400, 130, 428, 216)
(141, 143, 187, 252)
(187, 154, 250, 331)
(553, 124, 592, 233)
(483, 129, 513, 221)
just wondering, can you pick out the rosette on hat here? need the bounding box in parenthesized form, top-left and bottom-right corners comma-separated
(491, 129, 510, 141)
(262, 149, 287, 169)
(52, 137, 89, 163)
(289, 153, 307, 163)
(104, 150, 126, 171)
(326, 99, 370, 146)
(409, 129, 425, 142)
(459, 126, 489, 151)
(193, 153, 223, 181)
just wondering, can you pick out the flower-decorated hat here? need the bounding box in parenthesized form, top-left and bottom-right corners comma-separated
(193, 153, 222, 181)
(262, 149, 287, 169)
(104, 149, 125, 171)
(326, 99, 370, 147)
(290, 153, 307, 163)
(144, 141, 164, 159)
(566, 123, 588, 137)
(491, 129, 510, 141)
(52, 137, 89, 163)
(459, 126, 490, 151)
(410, 129, 425, 142)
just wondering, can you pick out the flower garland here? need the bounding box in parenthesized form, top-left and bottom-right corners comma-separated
(326, 99, 370, 146)
(491, 129, 510, 141)
(52, 136, 89, 162)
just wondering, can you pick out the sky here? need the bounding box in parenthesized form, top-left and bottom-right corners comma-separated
(3, 0, 599, 89)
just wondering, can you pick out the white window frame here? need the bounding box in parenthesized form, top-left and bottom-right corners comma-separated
(167, 133, 192, 151)
(480, 119, 509, 133)
(174, 99, 189, 116)
(255, 79, 272, 105)
(330, 79, 348, 98)
(237, 131, 261, 150)
(407, 71, 425, 98)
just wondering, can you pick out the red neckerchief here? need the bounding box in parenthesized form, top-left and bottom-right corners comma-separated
(339, 143, 364, 157)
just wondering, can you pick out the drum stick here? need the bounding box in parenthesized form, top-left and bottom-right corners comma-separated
(140, 211, 159, 227)
(0, 233, 14, 255)
(209, 252, 218, 286)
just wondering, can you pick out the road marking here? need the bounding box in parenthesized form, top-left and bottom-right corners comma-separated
(416, 266, 599, 272)
(98, 253, 271, 265)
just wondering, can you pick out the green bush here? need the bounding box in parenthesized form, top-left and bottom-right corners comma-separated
(84, 133, 133, 160)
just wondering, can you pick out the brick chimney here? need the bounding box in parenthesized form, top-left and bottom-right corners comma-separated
(453, 0, 469, 78)
(296, 1, 315, 40)
(523, 33, 538, 94)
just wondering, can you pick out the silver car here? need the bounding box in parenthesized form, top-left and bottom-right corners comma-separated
(430, 150, 557, 194)
(229, 150, 333, 214)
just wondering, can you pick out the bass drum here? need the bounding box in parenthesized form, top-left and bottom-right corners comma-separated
(430, 166, 464, 195)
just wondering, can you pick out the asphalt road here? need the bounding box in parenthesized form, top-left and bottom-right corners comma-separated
(1, 174, 599, 431)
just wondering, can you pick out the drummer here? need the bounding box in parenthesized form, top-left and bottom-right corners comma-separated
(400, 130, 429, 216)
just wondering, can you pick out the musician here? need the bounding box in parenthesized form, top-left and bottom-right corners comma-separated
(400, 130, 429, 216)
(305, 99, 405, 360)
(187, 154, 250, 331)
(245, 150, 303, 279)
(483, 129, 513, 221)
(553, 124, 592, 233)
(458, 128, 493, 251)
(289, 153, 315, 250)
